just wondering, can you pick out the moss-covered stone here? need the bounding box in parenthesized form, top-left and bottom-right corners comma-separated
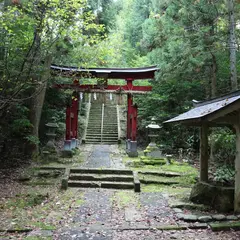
(190, 181, 234, 212)
(210, 222, 240, 231)
(156, 225, 187, 231)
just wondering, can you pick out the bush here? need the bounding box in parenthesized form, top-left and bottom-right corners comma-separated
(210, 128, 235, 165)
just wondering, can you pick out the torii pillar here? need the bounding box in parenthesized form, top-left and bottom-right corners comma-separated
(126, 78, 138, 157)
(64, 90, 80, 150)
(70, 91, 79, 148)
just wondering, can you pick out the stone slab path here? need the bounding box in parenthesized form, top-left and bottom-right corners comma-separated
(52, 189, 178, 239)
(80, 145, 125, 169)
(26, 144, 240, 239)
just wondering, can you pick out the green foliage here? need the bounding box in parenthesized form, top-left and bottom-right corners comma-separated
(210, 128, 236, 164)
(213, 165, 235, 184)
(11, 119, 32, 135)
(25, 135, 40, 145)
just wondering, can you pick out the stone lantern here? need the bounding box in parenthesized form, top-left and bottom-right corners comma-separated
(42, 121, 59, 162)
(144, 117, 162, 158)
(45, 122, 59, 150)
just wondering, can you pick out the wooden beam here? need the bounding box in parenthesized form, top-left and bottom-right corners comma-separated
(200, 125, 209, 182)
(234, 112, 240, 212)
(53, 84, 152, 94)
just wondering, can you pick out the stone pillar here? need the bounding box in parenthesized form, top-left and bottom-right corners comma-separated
(200, 124, 209, 182)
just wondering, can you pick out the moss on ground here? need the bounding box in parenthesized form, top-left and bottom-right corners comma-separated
(3, 193, 48, 209)
(0, 188, 84, 231)
(30, 222, 56, 230)
(142, 184, 191, 195)
(112, 190, 140, 209)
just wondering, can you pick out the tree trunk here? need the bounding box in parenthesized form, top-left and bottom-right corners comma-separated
(211, 53, 217, 98)
(228, 0, 237, 90)
(29, 55, 52, 155)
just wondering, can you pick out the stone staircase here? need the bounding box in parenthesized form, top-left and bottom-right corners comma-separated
(62, 168, 140, 192)
(85, 103, 119, 144)
(85, 103, 102, 144)
(102, 105, 118, 144)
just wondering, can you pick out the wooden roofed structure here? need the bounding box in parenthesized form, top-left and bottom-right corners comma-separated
(165, 90, 240, 212)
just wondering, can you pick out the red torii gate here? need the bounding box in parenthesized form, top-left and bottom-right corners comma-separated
(51, 64, 159, 156)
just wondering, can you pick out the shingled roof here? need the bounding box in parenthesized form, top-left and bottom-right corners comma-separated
(164, 90, 240, 125)
(50, 64, 159, 79)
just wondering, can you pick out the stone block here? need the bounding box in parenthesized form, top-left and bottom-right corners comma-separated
(212, 214, 226, 221)
(188, 223, 208, 229)
(61, 178, 68, 190)
(198, 215, 212, 223)
(61, 168, 70, 190)
(61, 150, 73, 158)
(133, 171, 141, 192)
(173, 208, 183, 213)
(190, 181, 234, 212)
(226, 215, 238, 221)
(177, 214, 198, 222)
(210, 222, 240, 231)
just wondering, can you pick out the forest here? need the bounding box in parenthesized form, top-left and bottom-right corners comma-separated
(2, 0, 240, 238)
(0, 0, 239, 178)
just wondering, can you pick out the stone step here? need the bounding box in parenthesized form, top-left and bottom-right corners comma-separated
(87, 132, 118, 137)
(86, 134, 118, 137)
(68, 181, 134, 189)
(102, 130, 118, 132)
(85, 141, 119, 145)
(138, 171, 182, 177)
(86, 128, 101, 130)
(102, 137, 119, 140)
(85, 138, 102, 141)
(85, 139, 103, 141)
(69, 174, 134, 182)
(87, 126, 101, 128)
(139, 179, 180, 185)
(70, 168, 133, 175)
(85, 139, 102, 142)
(85, 141, 118, 144)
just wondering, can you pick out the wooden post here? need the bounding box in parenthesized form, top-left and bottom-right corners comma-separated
(71, 93, 79, 139)
(200, 124, 209, 182)
(126, 79, 134, 140)
(234, 116, 240, 212)
(127, 93, 133, 139)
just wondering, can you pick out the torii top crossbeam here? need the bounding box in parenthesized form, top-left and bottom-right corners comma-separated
(51, 64, 159, 80)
